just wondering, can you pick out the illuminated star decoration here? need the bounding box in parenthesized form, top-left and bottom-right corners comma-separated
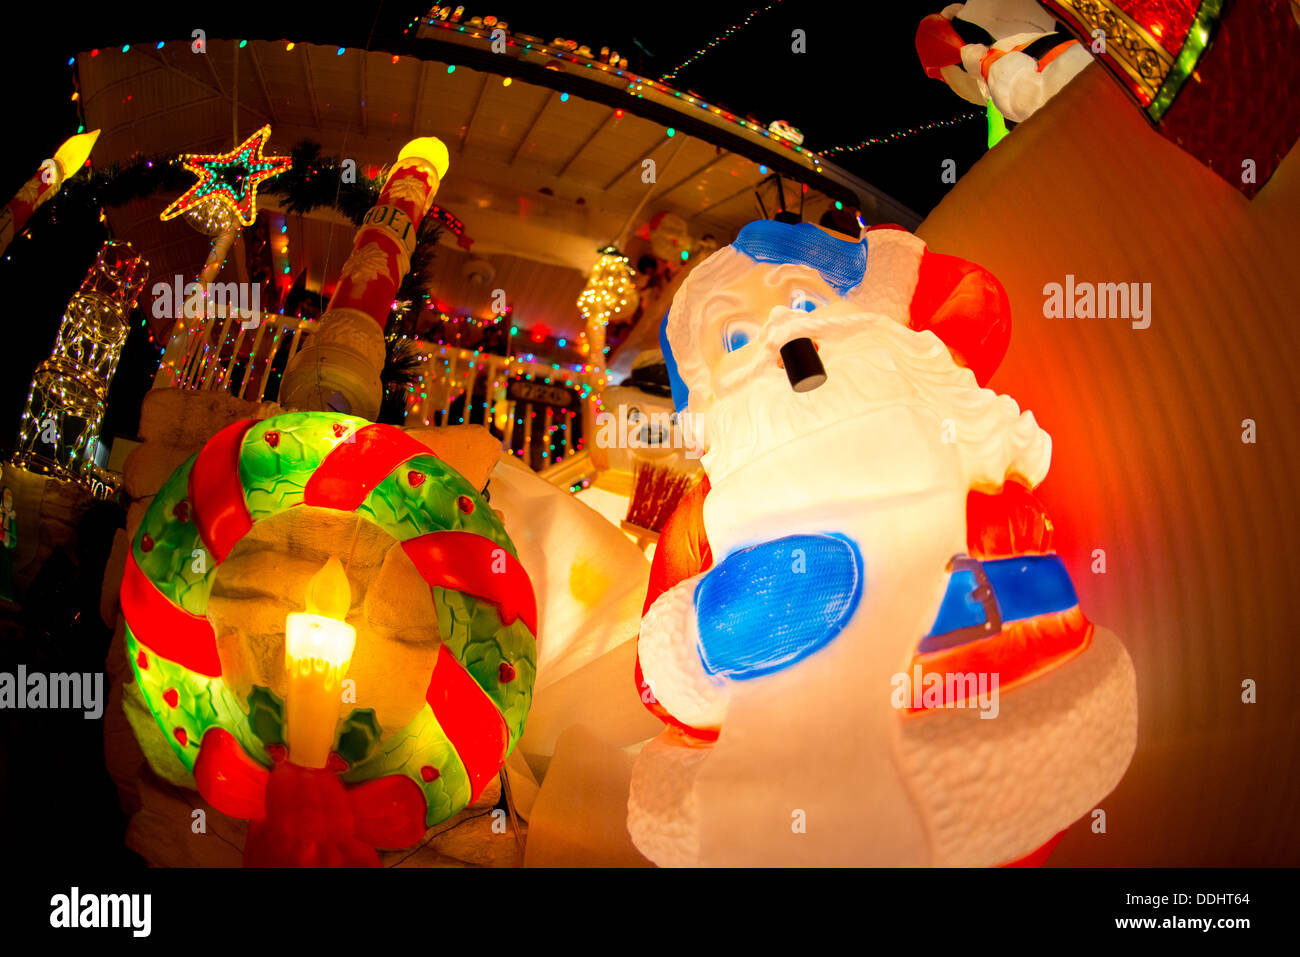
(160, 125, 292, 227)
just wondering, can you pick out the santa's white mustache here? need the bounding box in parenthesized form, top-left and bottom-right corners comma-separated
(713, 303, 861, 396)
(697, 328, 1051, 491)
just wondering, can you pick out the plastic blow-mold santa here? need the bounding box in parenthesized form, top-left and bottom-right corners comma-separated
(628, 220, 1137, 867)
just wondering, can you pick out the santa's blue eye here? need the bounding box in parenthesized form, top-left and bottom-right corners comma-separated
(726, 329, 750, 351)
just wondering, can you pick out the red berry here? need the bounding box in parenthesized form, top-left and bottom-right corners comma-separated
(265, 430, 280, 448)
(408, 470, 425, 487)
(172, 500, 189, 522)
(163, 689, 179, 708)
(332, 422, 346, 437)
(141, 533, 154, 552)
(326, 752, 349, 772)
(420, 765, 440, 782)
(457, 495, 474, 513)
(136, 651, 148, 670)
(174, 727, 188, 746)
(266, 743, 288, 764)
(498, 661, 516, 683)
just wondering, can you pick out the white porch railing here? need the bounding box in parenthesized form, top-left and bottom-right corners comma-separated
(153, 312, 606, 477)
(154, 309, 313, 402)
(403, 343, 605, 472)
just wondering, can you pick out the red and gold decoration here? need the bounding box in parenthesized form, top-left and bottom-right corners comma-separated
(11, 241, 148, 490)
(121, 411, 537, 866)
(1043, 0, 1297, 197)
(0, 130, 100, 260)
(1043, 0, 1202, 111)
(279, 137, 450, 420)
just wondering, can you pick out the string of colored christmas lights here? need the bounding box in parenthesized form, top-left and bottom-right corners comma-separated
(660, 1, 784, 82)
(819, 112, 984, 156)
(428, 310, 505, 330)
(70, 33, 832, 173)
(410, 14, 828, 168)
(70, 32, 841, 195)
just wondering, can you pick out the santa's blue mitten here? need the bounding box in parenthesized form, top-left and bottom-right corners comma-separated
(694, 533, 864, 680)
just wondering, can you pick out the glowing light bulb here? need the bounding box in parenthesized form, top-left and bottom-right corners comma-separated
(54, 129, 100, 180)
(398, 136, 450, 179)
(284, 556, 356, 769)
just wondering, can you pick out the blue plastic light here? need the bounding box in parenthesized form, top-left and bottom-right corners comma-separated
(660, 312, 689, 412)
(734, 220, 867, 295)
(695, 534, 864, 679)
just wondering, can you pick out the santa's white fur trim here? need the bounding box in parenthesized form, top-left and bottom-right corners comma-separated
(638, 574, 729, 730)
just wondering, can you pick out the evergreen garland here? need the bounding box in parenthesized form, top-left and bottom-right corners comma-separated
(260, 140, 381, 224)
(39, 138, 450, 287)
(396, 215, 443, 306)
(378, 336, 426, 425)
(34, 138, 465, 423)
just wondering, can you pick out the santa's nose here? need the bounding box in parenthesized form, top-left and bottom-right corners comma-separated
(780, 337, 826, 392)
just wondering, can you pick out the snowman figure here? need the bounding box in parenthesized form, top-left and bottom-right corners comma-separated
(627, 219, 1137, 866)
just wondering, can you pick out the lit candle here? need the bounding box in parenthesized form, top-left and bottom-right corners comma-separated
(0, 130, 100, 260)
(284, 556, 356, 769)
(278, 135, 448, 418)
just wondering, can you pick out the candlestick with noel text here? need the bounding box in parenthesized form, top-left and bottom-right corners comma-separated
(278, 138, 450, 420)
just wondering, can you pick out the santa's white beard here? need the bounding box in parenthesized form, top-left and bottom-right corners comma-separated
(696, 317, 1051, 498)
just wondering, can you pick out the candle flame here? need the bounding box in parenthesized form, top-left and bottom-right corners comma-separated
(54, 129, 100, 178)
(398, 136, 450, 179)
(284, 558, 357, 768)
(305, 555, 351, 620)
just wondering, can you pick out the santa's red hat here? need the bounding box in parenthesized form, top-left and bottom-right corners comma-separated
(865, 223, 1011, 387)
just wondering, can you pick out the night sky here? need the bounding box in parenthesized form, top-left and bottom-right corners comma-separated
(0, 1, 986, 444)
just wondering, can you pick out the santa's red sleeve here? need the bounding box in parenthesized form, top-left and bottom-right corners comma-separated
(634, 475, 718, 739)
(864, 223, 1012, 388)
(910, 480, 1093, 708)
